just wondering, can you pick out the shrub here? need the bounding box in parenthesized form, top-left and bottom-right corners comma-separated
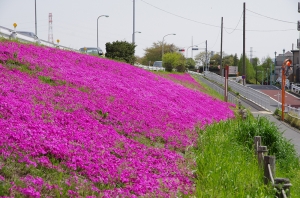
(105, 40, 136, 64)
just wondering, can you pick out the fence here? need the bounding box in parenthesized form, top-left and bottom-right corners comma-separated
(134, 64, 165, 71)
(0, 26, 79, 52)
(254, 136, 292, 198)
(203, 71, 270, 111)
(189, 73, 238, 104)
(291, 84, 300, 94)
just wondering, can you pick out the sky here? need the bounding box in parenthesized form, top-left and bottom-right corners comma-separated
(0, 0, 299, 63)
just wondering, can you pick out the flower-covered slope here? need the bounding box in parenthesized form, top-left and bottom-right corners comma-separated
(0, 41, 234, 197)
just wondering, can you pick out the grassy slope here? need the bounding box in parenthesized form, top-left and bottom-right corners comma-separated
(0, 40, 235, 197)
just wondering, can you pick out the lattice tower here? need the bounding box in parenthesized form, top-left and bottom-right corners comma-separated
(48, 13, 53, 43)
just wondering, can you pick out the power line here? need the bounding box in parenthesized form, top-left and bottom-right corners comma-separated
(139, 0, 295, 32)
(209, 31, 220, 50)
(246, 9, 296, 24)
(139, 0, 220, 28)
(224, 12, 243, 34)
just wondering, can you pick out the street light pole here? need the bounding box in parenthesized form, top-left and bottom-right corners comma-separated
(97, 15, 109, 49)
(281, 49, 286, 121)
(186, 45, 198, 58)
(133, 0, 135, 44)
(273, 51, 277, 85)
(132, 31, 141, 44)
(162, 33, 176, 60)
(35, 0, 37, 36)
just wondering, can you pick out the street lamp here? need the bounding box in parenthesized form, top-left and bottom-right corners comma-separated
(35, 0, 37, 36)
(132, 31, 141, 44)
(97, 15, 109, 49)
(186, 45, 198, 58)
(272, 51, 276, 85)
(162, 33, 176, 60)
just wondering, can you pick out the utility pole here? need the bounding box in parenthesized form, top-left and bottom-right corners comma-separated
(35, 0, 37, 36)
(132, 0, 135, 44)
(191, 36, 194, 59)
(220, 17, 223, 76)
(243, 2, 246, 85)
(298, 3, 300, 84)
(250, 47, 253, 63)
(205, 40, 208, 71)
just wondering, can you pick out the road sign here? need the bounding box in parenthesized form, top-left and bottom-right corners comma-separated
(228, 66, 238, 75)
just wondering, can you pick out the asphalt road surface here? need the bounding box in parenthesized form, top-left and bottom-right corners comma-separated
(247, 85, 300, 108)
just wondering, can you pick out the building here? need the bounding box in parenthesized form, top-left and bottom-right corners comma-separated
(291, 49, 300, 83)
(274, 51, 294, 82)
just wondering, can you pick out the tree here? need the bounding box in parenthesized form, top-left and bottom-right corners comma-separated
(105, 41, 136, 64)
(233, 53, 239, 66)
(141, 42, 178, 65)
(186, 58, 196, 70)
(251, 57, 260, 84)
(223, 55, 234, 66)
(194, 51, 211, 66)
(251, 57, 260, 68)
(238, 55, 256, 84)
(210, 53, 220, 67)
(163, 52, 186, 72)
(260, 57, 273, 83)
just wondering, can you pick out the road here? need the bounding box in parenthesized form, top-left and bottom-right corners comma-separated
(247, 85, 300, 109)
(243, 84, 300, 155)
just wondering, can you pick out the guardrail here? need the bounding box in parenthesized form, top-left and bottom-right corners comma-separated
(254, 136, 292, 198)
(291, 84, 300, 94)
(190, 73, 237, 104)
(134, 64, 165, 71)
(202, 71, 270, 111)
(0, 26, 79, 52)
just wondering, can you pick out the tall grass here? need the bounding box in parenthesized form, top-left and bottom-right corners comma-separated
(194, 117, 274, 197)
(194, 112, 300, 197)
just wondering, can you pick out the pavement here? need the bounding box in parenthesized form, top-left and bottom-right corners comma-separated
(242, 85, 300, 156)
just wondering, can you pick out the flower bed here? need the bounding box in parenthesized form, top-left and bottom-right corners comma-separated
(0, 41, 235, 196)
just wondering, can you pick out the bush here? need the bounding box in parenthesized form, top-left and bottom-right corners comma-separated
(105, 41, 136, 64)
(162, 52, 185, 72)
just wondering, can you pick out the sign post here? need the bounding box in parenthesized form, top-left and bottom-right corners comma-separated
(281, 66, 285, 121)
(224, 65, 229, 102)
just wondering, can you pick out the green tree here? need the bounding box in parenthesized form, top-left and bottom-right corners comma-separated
(238, 55, 256, 84)
(105, 41, 136, 64)
(195, 51, 211, 66)
(251, 57, 260, 68)
(233, 53, 239, 66)
(223, 55, 234, 66)
(141, 42, 178, 65)
(251, 57, 260, 84)
(210, 53, 220, 66)
(259, 57, 273, 84)
(163, 52, 186, 72)
(186, 58, 196, 70)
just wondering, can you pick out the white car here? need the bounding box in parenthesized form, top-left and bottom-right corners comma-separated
(10, 31, 40, 44)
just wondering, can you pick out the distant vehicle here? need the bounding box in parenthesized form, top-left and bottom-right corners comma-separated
(153, 61, 163, 67)
(79, 47, 103, 56)
(16, 31, 40, 44)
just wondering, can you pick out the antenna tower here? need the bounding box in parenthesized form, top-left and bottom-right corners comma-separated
(48, 13, 53, 43)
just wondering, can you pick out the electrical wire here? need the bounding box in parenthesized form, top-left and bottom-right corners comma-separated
(209, 31, 220, 50)
(139, 0, 296, 32)
(246, 9, 296, 24)
(224, 12, 243, 34)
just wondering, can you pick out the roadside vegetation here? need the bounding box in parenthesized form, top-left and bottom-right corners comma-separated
(193, 76, 300, 197)
(0, 39, 299, 197)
